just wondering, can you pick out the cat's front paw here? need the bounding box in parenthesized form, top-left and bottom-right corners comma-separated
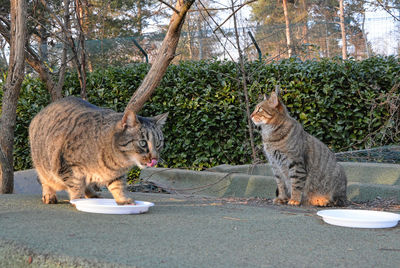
(116, 198, 135, 206)
(288, 199, 301, 206)
(42, 194, 58, 204)
(273, 198, 288, 205)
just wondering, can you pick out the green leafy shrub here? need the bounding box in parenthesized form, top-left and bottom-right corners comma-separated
(1, 57, 399, 177)
(12, 76, 51, 171)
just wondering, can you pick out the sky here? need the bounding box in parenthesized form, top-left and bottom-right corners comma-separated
(364, 9, 399, 55)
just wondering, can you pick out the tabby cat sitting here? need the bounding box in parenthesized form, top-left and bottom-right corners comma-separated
(29, 96, 168, 205)
(251, 91, 347, 206)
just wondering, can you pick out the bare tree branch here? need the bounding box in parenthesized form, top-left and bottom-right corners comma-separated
(213, 0, 257, 33)
(55, 0, 70, 96)
(375, 0, 400, 21)
(39, 0, 81, 67)
(125, 0, 196, 113)
(197, 0, 237, 51)
(189, 0, 257, 12)
(39, 0, 88, 99)
(195, 1, 236, 62)
(158, 0, 180, 14)
(229, 0, 256, 161)
(0, 15, 64, 101)
(195, 0, 257, 160)
(74, 0, 88, 99)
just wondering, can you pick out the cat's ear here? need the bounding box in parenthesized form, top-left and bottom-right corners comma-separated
(153, 112, 169, 127)
(121, 110, 139, 129)
(263, 94, 267, 100)
(275, 85, 281, 97)
(269, 92, 280, 108)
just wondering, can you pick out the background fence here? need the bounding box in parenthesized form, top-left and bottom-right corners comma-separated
(1, 1, 399, 74)
(81, 14, 400, 69)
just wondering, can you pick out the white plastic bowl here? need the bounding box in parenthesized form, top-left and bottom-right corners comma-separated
(70, 198, 154, 214)
(317, 209, 400, 228)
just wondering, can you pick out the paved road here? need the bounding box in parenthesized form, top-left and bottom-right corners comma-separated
(1, 191, 400, 267)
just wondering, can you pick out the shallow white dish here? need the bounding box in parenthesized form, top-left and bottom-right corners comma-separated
(70, 198, 154, 215)
(317, 209, 400, 228)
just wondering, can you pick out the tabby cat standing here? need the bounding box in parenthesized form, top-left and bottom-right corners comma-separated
(29, 96, 168, 205)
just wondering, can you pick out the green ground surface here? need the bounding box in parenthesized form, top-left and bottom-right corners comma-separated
(1, 193, 400, 267)
(2, 161, 400, 267)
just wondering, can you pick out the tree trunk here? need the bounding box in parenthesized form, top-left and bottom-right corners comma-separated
(54, 0, 71, 96)
(339, 0, 347, 59)
(0, 0, 26, 194)
(38, 25, 48, 63)
(282, 0, 292, 57)
(75, 0, 87, 99)
(361, 9, 369, 58)
(197, 19, 203, 60)
(82, 0, 93, 72)
(301, 0, 309, 44)
(186, 13, 194, 59)
(25, 48, 61, 101)
(125, 0, 195, 113)
(325, 19, 330, 57)
(137, 0, 143, 35)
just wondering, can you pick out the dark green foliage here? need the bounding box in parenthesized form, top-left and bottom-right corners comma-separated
(12, 77, 51, 171)
(1, 56, 399, 174)
(144, 60, 251, 168)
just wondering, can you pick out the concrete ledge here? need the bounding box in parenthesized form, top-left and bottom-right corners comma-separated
(348, 182, 400, 201)
(13, 169, 41, 194)
(208, 164, 275, 177)
(141, 168, 277, 198)
(208, 162, 400, 185)
(14, 162, 400, 202)
(340, 162, 400, 185)
(141, 162, 400, 202)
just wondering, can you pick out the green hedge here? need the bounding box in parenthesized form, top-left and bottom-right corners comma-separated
(1, 56, 399, 173)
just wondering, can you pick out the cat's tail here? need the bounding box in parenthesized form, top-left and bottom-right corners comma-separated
(305, 192, 348, 207)
(332, 164, 348, 207)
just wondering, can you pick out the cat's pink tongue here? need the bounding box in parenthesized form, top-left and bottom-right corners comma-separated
(146, 159, 158, 167)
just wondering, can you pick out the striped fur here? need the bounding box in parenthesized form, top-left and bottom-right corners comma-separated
(251, 92, 347, 206)
(29, 96, 168, 205)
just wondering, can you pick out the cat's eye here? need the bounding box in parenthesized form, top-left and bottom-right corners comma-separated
(258, 107, 263, 113)
(120, 140, 134, 147)
(138, 140, 147, 147)
(156, 139, 163, 149)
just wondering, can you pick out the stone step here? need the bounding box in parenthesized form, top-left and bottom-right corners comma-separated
(141, 162, 400, 201)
